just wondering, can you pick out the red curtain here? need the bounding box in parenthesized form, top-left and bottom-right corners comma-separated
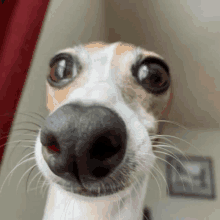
(0, 0, 50, 164)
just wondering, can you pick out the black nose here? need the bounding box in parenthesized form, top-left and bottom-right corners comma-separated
(40, 103, 127, 185)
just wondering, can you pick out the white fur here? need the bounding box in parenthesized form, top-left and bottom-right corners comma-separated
(35, 42, 158, 219)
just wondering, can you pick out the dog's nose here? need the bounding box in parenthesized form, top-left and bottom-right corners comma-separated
(40, 104, 127, 184)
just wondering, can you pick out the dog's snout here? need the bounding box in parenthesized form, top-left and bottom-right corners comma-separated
(40, 103, 127, 184)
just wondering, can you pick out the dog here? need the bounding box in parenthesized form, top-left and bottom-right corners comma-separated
(34, 41, 172, 220)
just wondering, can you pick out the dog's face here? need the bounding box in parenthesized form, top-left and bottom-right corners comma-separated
(35, 42, 171, 197)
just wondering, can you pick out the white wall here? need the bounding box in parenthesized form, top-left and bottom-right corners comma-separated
(0, 1, 105, 219)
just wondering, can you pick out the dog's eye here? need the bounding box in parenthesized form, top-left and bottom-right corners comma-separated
(132, 57, 170, 94)
(50, 60, 71, 82)
(138, 63, 168, 91)
(48, 53, 78, 87)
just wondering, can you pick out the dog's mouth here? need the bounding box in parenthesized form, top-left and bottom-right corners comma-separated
(59, 180, 128, 197)
(41, 144, 135, 197)
(48, 170, 131, 198)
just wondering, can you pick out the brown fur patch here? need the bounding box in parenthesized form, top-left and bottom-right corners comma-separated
(115, 42, 135, 55)
(84, 41, 108, 53)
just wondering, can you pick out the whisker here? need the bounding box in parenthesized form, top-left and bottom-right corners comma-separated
(154, 146, 187, 167)
(0, 130, 38, 143)
(0, 111, 45, 122)
(152, 141, 191, 162)
(36, 174, 44, 196)
(138, 163, 162, 199)
(143, 152, 187, 192)
(0, 157, 35, 193)
(151, 162, 169, 196)
(153, 150, 194, 189)
(26, 165, 37, 195)
(21, 145, 35, 156)
(27, 171, 42, 193)
(16, 164, 37, 193)
(5, 139, 36, 147)
(150, 134, 178, 148)
(7, 139, 35, 164)
(11, 121, 41, 129)
(27, 183, 46, 193)
(154, 143, 191, 167)
(153, 143, 194, 190)
(153, 134, 204, 157)
(8, 152, 35, 184)
(10, 128, 39, 134)
(43, 182, 50, 196)
(154, 119, 189, 131)
(16, 112, 45, 122)
(40, 179, 48, 197)
(6, 132, 37, 163)
(28, 112, 45, 121)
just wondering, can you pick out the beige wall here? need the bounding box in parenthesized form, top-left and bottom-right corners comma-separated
(105, 0, 220, 129)
(145, 125, 220, 220)
(0, 0, 105, 219)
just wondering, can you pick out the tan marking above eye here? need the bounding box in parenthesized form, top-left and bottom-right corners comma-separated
(84, 41, 107, 48)
(115, 43, 135, 55)
(84, 42, 108, 53)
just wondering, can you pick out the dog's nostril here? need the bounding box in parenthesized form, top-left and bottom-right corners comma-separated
(91, 167, 110, 178)
(86, 131, 125, 179)
(40, 131, 61, 154)
(47, 144, 60, 153)
(90, 135, 120, 161)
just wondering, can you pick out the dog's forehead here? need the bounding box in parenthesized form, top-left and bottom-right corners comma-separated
(60, 41, 162, 61)
(83, 41, 134, 55)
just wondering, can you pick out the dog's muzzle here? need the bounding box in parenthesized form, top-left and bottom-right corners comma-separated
(40, 103, 127, 185)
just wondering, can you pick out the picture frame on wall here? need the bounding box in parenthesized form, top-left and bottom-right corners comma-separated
(166, 155, 216, 199)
